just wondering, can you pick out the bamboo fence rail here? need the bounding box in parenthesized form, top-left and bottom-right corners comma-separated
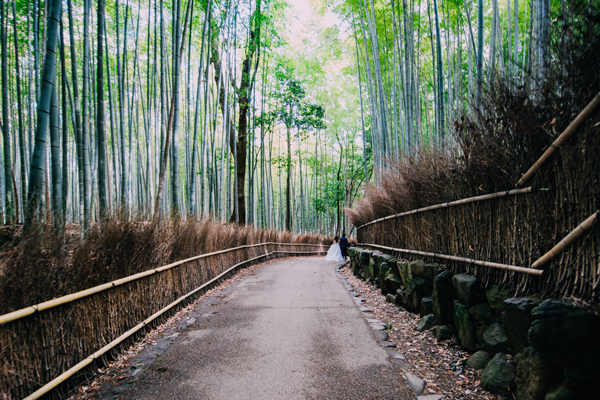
(357, 243, 543, 275)
(0, 242, 323, 325)
(531, 212, 599, 269)
(516, 91, 600, 188)
(0, 242, 326, 399)
(356, 187, 533, 229)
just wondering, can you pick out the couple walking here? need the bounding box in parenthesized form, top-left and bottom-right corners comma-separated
(325, 233, 349, 262)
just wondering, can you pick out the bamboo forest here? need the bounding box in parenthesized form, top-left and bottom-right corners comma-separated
(0, 0, 591, 235)
(3, 0, 600, 398)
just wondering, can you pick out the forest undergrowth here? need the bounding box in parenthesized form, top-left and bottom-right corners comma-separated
(0, 216, 326, 315)
(347, 2, 600, 228)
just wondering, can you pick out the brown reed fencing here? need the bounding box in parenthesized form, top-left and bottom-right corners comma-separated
(357, 184, 599, 303)
(0, 242, 326, 399)
(358, 139, 599, 304)
(356, 90, 600, 305)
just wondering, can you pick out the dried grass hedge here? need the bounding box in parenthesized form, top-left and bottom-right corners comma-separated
(0, 216, 326, 399)
(350, 3, 600, 304)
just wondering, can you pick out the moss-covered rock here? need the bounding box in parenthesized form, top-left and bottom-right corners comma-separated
(469, 302, 496, 326)
(454, 300, 477, 352)
(395, 288, 405, 306)
(417, 314, 436, 332)
(452, 274, 485, 308)
(378, 262, 391, 294)
(544, 383, 575, 400)
(397, 261, 411, 288)
(435, 325, 455, 342)
(514, 347, 560, 400)
(468, 350, 491, 370)
(504, 297, 539, 353)
(484, 323, 511, 355)
(403, 277, 432, 313)
(420, 297, 433, 317)
(358, 250, 372, 269)
(432, 270, 456, 325)
(477, 323, 489, 344)
(485, 284, 513, 316)
(481, 353, 515, 394)
(384, 267, 402, 295)
(528, 299, 600, 367)
(409, 260, 439, 283)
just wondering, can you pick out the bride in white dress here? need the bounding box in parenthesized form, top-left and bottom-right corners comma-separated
(325, 236, 345, 262)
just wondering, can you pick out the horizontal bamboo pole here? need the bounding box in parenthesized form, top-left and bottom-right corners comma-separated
(23, 249, 325, 400)
(357, 187, 533, 229)
(516, 91, 600, 188)
(357, 243, 543, 276)
(0, 242, 324, 325)
(531, 212, 599, 269)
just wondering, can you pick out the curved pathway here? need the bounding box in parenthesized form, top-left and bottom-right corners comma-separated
(113, 257, 415, 399)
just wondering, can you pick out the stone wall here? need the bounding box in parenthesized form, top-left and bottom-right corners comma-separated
(348, 247, 600, 400)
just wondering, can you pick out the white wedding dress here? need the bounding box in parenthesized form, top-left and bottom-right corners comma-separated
(325, 242, 344, 262)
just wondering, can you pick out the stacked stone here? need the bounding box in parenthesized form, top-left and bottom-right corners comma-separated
(347, 248, 600, 400)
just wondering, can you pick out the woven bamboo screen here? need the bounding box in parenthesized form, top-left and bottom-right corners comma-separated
(357, 118, 600, 303)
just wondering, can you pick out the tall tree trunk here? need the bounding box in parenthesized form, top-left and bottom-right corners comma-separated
(117, 0, 128, 212)
(525, 0, 534, 84)
(12, 0, 27, 221)
(364, 0, 388, 156)
(537, 0, 550, 82)
(357, 9, 380, 176)
(353, 25, 369, 184)
(189, 2, 211, 217)
(59, 16, 68, 220)
(81, 0, 91, 230)
(476, 0, 484, 108)
(67, 0, 84, 225)
(50, 84, 62, 226)
(513, 0, 519, 83)
(26, 0, 33, 165)
(170, 0, 182, 215)
(285, 122, 291, 231)
(154, 0, 191, 216)
(401, 0, 413, 153)
(104, 21, 117, 212)
(97, 0, 107, 217)
(433, 0, 445, 142)
(231, 0, 261, 225)
(33, 0, 40, 105)
(25, 0, 61, 230)
(489, 0, 498, 83)
(464, 0, 477, 103)
(1, 0, 13, 223)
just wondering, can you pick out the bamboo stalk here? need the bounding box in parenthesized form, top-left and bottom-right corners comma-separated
(23, 249, 324, 400)
(357, 187, 533, 229)
(358, 243, 543, 276)
(516, 91, 600, 188)
(0, 242, 325, 325)
(531, 212, 599, 269)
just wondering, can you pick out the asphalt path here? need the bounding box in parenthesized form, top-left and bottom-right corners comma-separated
(116, 257, 413, 399)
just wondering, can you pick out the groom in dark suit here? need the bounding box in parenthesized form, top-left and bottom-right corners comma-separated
(339, 233, 349, 260)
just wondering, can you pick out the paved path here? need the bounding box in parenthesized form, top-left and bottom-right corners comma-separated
(115, 257, 413, 399)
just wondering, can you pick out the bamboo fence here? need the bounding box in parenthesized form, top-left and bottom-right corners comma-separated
(0, 242, 326, 399)
(357, 243, 543, 275)
(357, 99, 600, 304)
